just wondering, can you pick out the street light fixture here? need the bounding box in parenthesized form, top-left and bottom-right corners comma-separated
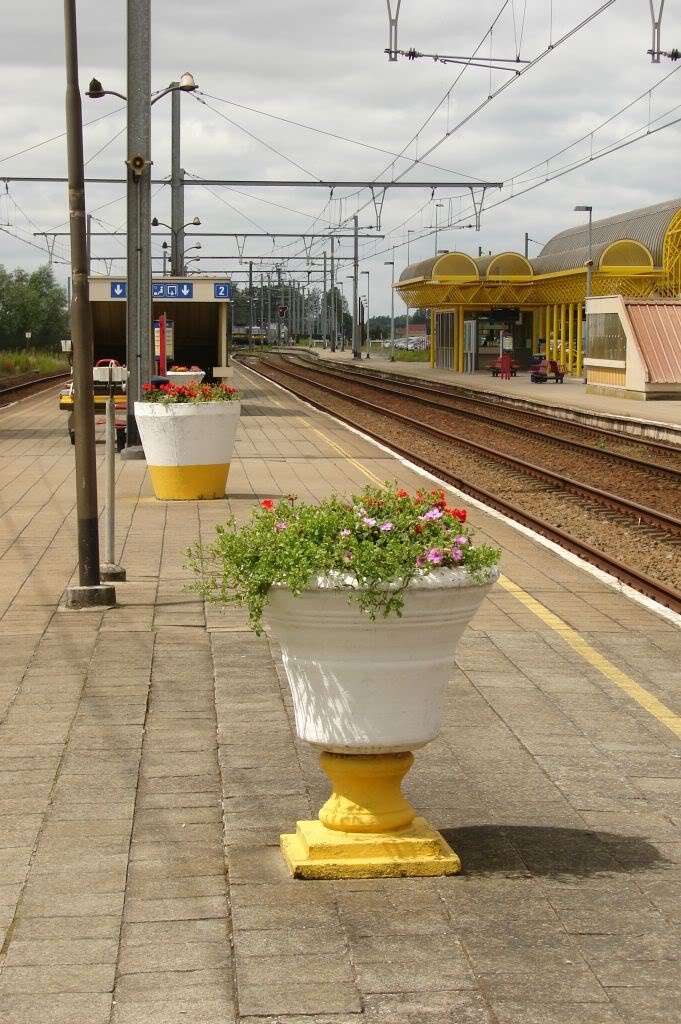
(151, 216, 201, 273)
(361, 270, 370, 358)
(574, 205, 593, 381)
(434, 202, 444, 254)
(384, 259, 395, 361)
(86, 72, 197, 105)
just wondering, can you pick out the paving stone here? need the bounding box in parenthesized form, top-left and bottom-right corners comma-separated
(111, 996, 234, 1024)
(0, 993, 112, 1023)
(237, 981, 362, 1017)
(123, 895, 227, 922)
(0, 964, 115, 994)
(12, 914, 121, 940)
(117, 940, 230, 974)
(4, 938, 119, 967)
(112, 968, 231, 1002)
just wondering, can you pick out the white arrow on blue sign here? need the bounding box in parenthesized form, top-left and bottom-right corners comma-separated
(110, 282, 127, 298)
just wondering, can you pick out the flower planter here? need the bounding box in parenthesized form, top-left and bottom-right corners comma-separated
(134, 400, 240, 500)
(267, 567, 498, 877)
(166, 370, 205, 386)
(266, 567, 495, 753)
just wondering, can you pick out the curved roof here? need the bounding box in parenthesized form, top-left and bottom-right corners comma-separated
(399, 252, 478, 282)
(533, 197, 681, 273)
(476, 251, 532, 277)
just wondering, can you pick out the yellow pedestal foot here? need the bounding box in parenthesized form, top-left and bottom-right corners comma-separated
(280, 817, 461, 879)
(319, 751, 416, 833)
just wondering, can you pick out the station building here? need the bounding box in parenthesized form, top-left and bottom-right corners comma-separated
(396, 196, 681, 392)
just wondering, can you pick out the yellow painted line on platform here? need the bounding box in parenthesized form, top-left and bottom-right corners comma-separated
(498, 575, 681, 741)
(296, 417, 386, 487)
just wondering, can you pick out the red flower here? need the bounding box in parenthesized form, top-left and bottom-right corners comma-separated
(260, 499, 275, 510)
(142, 383, 153, 392)
(396, 489, 408, 498)
(447, 508, 466, 523)
(414, 523, 424, 533)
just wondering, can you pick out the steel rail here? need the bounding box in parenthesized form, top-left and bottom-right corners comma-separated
(293, 354, 681, 470)
(0, 372, 71, 399)
(261, 356, 681, 534)
(244, 355, 681, 614)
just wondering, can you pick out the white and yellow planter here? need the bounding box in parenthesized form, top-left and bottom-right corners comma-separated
(134, 400, 240, 500)
(265, 567, 498, 878)
(166, 370, 205, 386)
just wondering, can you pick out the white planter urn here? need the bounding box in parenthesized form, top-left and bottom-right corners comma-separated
(268, 567, 499, 878)
(134, 400, 240, 500)
(166, 370, 205, 386)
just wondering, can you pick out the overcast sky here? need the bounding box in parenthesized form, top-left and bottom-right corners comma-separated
(1, 0, 681, 314)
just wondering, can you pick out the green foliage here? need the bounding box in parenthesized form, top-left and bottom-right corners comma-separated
(0, 349, 69, 376)
(393, 349, 430, 362)
(143, 382, 240, 403)
(0, 265, 68, 349)
(188, 483, 500, 635)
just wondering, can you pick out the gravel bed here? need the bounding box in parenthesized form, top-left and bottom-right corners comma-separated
(281, 358, 681, 520)
(256, 360, 681, 595)
(326, 362, 681, 468)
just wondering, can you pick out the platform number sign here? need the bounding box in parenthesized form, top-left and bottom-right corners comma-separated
(278, 305, 288, 318)
(213, 283, 232, 299)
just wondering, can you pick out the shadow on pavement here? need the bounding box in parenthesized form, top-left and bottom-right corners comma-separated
(440, 824, 669, 877)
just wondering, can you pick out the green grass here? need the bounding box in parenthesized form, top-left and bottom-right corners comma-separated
(392, 349, 430, 362)
(0, 349, 70, 377)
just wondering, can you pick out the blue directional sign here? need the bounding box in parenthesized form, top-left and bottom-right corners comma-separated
(213, 283, 232, 299)
(151, 282, 193, 299)
(110, 281, 127, 298)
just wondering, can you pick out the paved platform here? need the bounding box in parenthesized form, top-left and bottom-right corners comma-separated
(313, 347, 681, 439)
(1, 369, 681, 1024)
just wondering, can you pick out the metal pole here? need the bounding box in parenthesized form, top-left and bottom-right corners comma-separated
(586, 211, 593, 298)
(86, 213, 92, 274)
(105, 392, 115, 566)
(266, 272, 271, 342)
(390, 265, 395, 361)
(63, 0, 112, 604)
(322, 251, 327, 347)
(352, 215, 360, 359)
(277, 267, 282, 346)
(330, 236, 336, 352)
(524, 232, 529, 258)
(125, 0, 151, 449)
(170, 86, 183, 275)
(248, 260, 253, 351)
(365, 272, 371, 358)
(259, 272, 264, 343)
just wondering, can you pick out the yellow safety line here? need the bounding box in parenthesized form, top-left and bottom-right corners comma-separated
(258, 367, 681, 742)
(296, 416, 386, 487)
(498, 575, 681, 741)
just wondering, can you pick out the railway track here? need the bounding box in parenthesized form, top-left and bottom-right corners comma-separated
(242, 354, 681, 615)
(0, 371, 70, 407)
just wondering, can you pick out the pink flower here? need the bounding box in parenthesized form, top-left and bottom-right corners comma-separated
(343, 550, 353, 561)
(362, 517, 376, 527)
(454, 535, 468, 545)
(451, 547, 463, 562)
(379, 522, 393, 531)
(427, 549, 443, 564)
(416, 554, 427, 567)
(419, 508, 443, 521)
(275, 522, 287, 531)
(340, 528, 352, 536)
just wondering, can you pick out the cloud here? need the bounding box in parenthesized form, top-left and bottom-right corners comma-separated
(1, 0, 680, 311)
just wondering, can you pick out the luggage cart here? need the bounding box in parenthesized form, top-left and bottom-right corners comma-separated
(59, 359, 128, 451)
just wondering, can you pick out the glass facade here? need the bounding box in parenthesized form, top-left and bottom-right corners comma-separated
(586, 312, 626, 361)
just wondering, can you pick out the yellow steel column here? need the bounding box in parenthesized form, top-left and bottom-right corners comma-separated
(552, 305, 559, 360)
(559, 304, 566, 366)
(458, 307, 465, 373)
(451, 308, 459, 372)
(430, 309, 436, 368)
(567, 303, 575, 373)
(576, 303, 583, 378)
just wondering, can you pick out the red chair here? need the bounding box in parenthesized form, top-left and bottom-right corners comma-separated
(549, 360, 565, 383)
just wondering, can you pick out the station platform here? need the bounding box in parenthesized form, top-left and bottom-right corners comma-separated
(313, 347, 681, 444)
(1, 368, 681, 1024)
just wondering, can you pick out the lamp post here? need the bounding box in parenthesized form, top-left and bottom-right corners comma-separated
(151, 217, 201, 274)
(361, 270, 370, 358)
(405, 229, 417, 349)
(384, 259, 395, 361)
(434, 202, 444, 255)
(574, 205, 593, 381)
(87, 68, 197, 448)
(161, 240, 168, 276)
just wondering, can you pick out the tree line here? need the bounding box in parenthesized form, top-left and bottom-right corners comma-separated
(0, 265, 68, 349)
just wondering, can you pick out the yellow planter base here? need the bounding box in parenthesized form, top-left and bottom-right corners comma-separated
(281, 817, 461, 879)
(148, 463, 229, 500)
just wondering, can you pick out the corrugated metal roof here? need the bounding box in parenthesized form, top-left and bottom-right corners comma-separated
(538, 197, 681, 269)
(625, 300, 681, 384)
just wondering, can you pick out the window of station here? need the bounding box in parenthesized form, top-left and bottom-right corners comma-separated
(586, 312, 626, 361)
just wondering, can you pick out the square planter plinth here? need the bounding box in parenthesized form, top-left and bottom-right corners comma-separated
(281, 818, 461, 879)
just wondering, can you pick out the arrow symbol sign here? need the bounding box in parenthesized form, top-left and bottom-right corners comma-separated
(181, 285, 190, 296)
(114, 284, 123, 296)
